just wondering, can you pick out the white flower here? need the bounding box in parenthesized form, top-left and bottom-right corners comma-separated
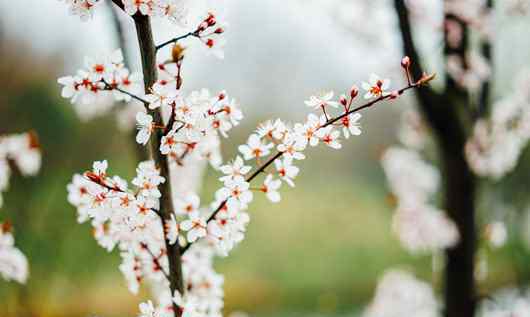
(381, 147, 440, 204)
(238, 134, 273, 161)
(181, 214, 207, 243)
(123, 0, 152, 16)
(363, 270, 439, 317)
(138, 300, 159, 317)
(219, 156, 251, 184)
(304, 91, 339, 109)
(202, 37, 226, 59)
(160, 126, 179, 155)
(92, 160, 108, 178)
(216, 179, 253, 209)
(341, 113, 362, 138)
(136, 112, 154, 145)
(0, 228, 29, 284)
(165, 214, 180, 245)
(274, 158, 299, 187)
(175, 193, 201, 216)
(393, 204, 459, 253)
(61, 0, 101, 21)
(362, 73, 391, 99)
(144, 80, 179, 110)
(277, 134, 306, 160)
(260, 174, 282, 203)
(316, 126, 342, 149)
(293, 113, 325, 147)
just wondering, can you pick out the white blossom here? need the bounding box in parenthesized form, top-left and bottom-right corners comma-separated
(304, 91, 339, 109)
(260, 174, 282, 203)
(362, 74, 391, 99)
(363, 270, 439, 317)
(136, 112, 155, 145)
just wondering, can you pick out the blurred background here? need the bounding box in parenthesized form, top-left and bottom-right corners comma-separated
(1, 0, 530, 316)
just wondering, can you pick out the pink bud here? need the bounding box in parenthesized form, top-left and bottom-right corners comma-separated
(339, 95, 347, 106)
(350, 85, 359, 99)
(389, 90, 400, 99)
(401, 56, 411, 69)
(214, 27, 224, 34)
(197, 22, 208, 32)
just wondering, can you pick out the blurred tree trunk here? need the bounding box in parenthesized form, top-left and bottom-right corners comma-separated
(393, 1, 478, 316)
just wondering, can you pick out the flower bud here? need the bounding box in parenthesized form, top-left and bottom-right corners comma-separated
(401, 56, 411, 69)
(197, 22, 208, 32)
(350, 85, 359, 99)
(339, 94, 348, 106)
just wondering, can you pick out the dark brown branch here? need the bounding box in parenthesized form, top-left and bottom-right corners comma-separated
(133, 14, 184, 317)
(156, 32, 198, 52)
(103, 81, 149, 104)
(111, 0, 125, 10)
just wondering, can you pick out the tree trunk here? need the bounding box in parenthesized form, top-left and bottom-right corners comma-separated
(392, 1, 478, 315)
(133, 13, 184, 316)
(441, 137, 477, 317)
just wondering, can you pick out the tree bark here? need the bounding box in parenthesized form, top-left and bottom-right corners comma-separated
(393, 1, 477, 316)
(133, 13, 184, 316)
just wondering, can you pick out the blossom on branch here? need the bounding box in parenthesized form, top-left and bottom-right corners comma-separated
(362, 73, 391, 99)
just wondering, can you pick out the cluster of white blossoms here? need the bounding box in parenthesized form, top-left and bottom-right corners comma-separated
(138, 87, 240, 168)
(0, 223, 29, 284)
(58, 49, 144, 121)
(437, 0, 492, 92)
(60, 49, 431, 317)
(65, 70, 415, 313)
(0, 132, 41, 284)
(61, 0, 189, 25)
(362, 270, 439, 317)
(67, 161, 227, 317)
(0, 132, 42, 207)
(382, 113, 459, 254)
(465, 70, 530, 180)
(446, 52, 491, 93)
(60, 0, 433, 314)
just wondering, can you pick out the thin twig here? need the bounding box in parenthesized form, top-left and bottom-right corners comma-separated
(156, 32, 198, 52)
(103, 80, 149, 104)
(141, 242, 171, 280)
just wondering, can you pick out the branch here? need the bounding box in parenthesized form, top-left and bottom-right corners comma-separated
(103, 81, 149, 104)
(111, 0, 125, 10)
(133, 13, 184, 316)
(393, 0, 437, 99)
(140, 242, 171, 281)
(393, 0, 467, 150)
(156, 32, 198, 52)
(181, 77, 432, 254)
